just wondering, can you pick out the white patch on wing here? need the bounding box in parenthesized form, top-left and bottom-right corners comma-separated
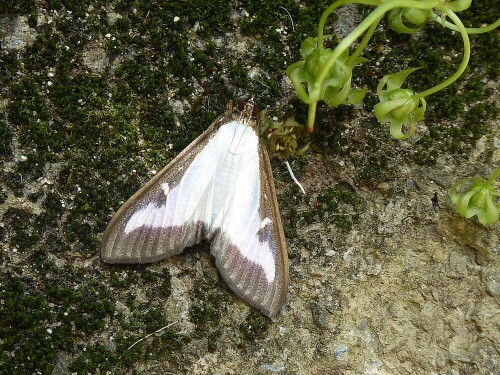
(123, 120, 276, 282)
(161, 182, 169, 195)
(260, 217, 272, 229)
(124, 202, 166, 234)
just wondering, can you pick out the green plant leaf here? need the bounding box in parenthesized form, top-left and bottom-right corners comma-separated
(388, 8, 432, 34)
(450, 177, 500, 225)
(378, 67, 420, 94)
(345, 88, 366, 105)
(445, 0, 472, 12)
(375, 68, 425, 139)
(300, 37, 317, 59)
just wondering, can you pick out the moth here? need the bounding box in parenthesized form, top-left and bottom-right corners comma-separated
(101, 101, 289, 318)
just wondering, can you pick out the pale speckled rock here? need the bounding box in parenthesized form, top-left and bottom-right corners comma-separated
(376, 198, 407, 234)
(438, 215, 500, 263)
(472, 297, 500, 343)
(449, 334, 474, 363)
(481, 269, 500, 296)
(82, 43, 109, 73)
(331, 4, 362, 38)
(0, 16, 37, 51)
(50, 352, 71, 375)
(470, 337, 500, 373)
(260, 362, 285, 373)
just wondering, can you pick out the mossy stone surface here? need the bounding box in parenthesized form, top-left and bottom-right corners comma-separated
(1, 1, 498, 374)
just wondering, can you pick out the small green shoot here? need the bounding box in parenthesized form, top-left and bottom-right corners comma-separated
(450, 167, 500, 225)
(374, 68, 426, 139)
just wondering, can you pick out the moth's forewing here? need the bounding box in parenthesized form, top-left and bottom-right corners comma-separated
(101, 115, 227, 263)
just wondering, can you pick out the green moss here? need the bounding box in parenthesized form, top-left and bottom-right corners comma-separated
(2, 171, 23, 197)
(110, 266, 172, 303)
(69, 311, 184, 374)
(116, 307, 184, 362)
(139, 268, 172, 300)
(133, 0, 231, 37)
(109, 268, 140, 289)
(57, 154, 143, 250)
(0, 50, 20, 87)
(0, 273, 73, 375)
(2, 207, 40, 249)
(187, 0, 232, 36)
(35, 191, 65, 229)
(308, 103, 352, 156)
(45, 0, 107, 18)
(44, 233, 70, 254)
(406, 97, 498, 166)
(239, 309, 271, 341)
(68, 343, 118, 374)
(0, 0, 38, 26)
(23, 24, 77, 72)
(459, 2, 499, 79)
(0, 0, 36, 13)
(192, 42, 218, 73)
(189, 280, 227, 352)
(240, 0, 330, 42)
(0, 187, 7, 204)
(115, 57, 170, 97)
(0, 118, 13, 158)
(304, 181, 366, 232)
(50, 73, 108, 125)
(44, 270, 115, 334)
(8, 77, 51, 126)
(139, 98, 176, 146)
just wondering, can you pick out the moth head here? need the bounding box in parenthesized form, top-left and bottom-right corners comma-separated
(237, 98, 260, 119)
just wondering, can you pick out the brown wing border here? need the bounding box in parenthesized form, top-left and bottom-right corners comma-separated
(258, 142, 289, 317)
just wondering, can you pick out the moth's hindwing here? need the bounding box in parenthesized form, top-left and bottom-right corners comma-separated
(210, 142, 289, 317)
(101, 111, 289, 317)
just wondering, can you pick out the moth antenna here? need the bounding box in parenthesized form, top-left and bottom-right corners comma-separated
(278, 6, 295, 32)
(285, 160, 305, 195)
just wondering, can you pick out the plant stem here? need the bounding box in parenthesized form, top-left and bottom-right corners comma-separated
(307, 101, 317, 133)
(348, 13, 383, 65)
(317, 0, 381, 54)
(414, 9, 470, 100)
(316, 0, 440, 85)
(485, 166, 500, 187)
(430, 13, 500, 34)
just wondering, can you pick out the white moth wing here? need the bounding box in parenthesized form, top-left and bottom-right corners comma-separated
(102, 112, 289, 317)
(101, 116, 227, 263)
(209, 128, 289, 318)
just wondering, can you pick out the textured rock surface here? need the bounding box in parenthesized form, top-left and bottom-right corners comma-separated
(1, 1, 498, 374)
